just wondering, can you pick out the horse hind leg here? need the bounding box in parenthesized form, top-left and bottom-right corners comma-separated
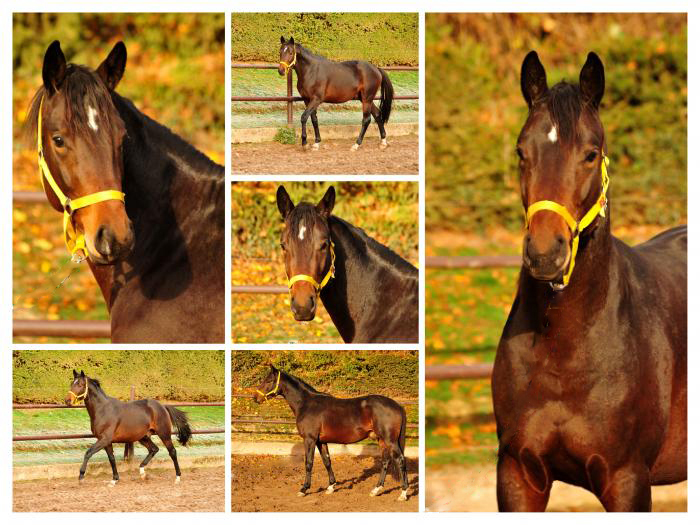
(104, 444, 120, 487)
(370, 103, 388, 150)
(370, 442, 391, 497)
(351, 100, 372, 151)
(159, 434, 182, 484)
(138, 436, 159, 480)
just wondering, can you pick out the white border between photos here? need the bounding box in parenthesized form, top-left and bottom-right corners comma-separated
(1, 0, 696, 523)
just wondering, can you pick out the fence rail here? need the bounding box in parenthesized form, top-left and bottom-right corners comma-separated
(232, 63, 418, 126)
(13, 428, 224, 442)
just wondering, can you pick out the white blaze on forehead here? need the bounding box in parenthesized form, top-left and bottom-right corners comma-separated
(87, 106, 99, 132)
(298, 225, 307, 240)
(547, 125, 557, 143)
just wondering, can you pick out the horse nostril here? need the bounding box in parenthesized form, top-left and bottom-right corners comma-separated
(556, 234, 566, 247)
(95, 225, 115, 256)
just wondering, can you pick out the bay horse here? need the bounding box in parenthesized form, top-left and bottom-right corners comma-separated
(25, 40, 224, 342)
(279, 36, 394, 151)
(491, 51, 687, 511)
(276, 185, 418, 343)
(253, 365, 410, 501)
(65, 370, 192, 485)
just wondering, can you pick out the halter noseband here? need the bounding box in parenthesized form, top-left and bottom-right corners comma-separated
(255, 371, 281, 399)
(525, 154, 610, 290)
(280, 47, 297, 75)
(67, 380, 89, 404)
(287, 241, 336, 292)
(37, 95, 126, 262)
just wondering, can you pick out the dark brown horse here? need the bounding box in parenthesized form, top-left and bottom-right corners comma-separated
(491, 51, 687, 511)
(65, 370, 192, 485)
(279, 36, 394, 151)
(26, 40, 224, 342)
(276, 185, 418, 343)
(253, 365, 409, 500)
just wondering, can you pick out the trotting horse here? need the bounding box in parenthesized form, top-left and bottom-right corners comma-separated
(65, 370, 192, 485)
(26, 41, 224, 342)
(491, 51, 687, 511)
(276, 185, 418, 343)
(253, 365, 410, 500)
(279, 36, 394, 151)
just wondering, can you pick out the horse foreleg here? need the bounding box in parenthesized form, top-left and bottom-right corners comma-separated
(370, 103, 388, 149)
(138, 436, 160, 480)
(298, 436, 316, 496)
(301, 99, 322, 150)
(597, 463, 652, 512)
(310, 110, 321, 148)
(79, 436, 112, 483)
(317, 442, 336, 493)
(352, 101, 372, 151)
(496, 452, 551, 511)
(104, 444, 120, 486)
(370, 445, 391, 497)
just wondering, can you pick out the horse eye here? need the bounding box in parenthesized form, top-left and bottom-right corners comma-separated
(52, 135, 64, 148)
(516, 147, 525, 161)
(585, 151, 598, 163)
(319, 240, 328, 251)
(280, 242, 286, 251)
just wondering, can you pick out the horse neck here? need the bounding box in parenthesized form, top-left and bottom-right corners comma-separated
(519, 214, 614, 338)
(320, 217, 417, 342)
(278, 375, 307, 417)
(83, 380, 111, 418)
(293, 46, 315, 78)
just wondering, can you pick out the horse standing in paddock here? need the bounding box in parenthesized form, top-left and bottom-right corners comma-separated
(491, 51, 687, 511)
(65, 370, 192, 485)
(279, 36, 394, 151)
(27, 41, 225, 342)
(276, 185, 418, 343)
(253, 365, 410, 500)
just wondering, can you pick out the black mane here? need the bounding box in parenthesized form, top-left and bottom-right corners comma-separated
(544, 81, 585, 144)
(282, 371, 327, 395)
(87, 377, 107, 396)
(296, 44, 330, 63)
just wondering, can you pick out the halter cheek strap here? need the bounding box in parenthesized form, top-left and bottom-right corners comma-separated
(67, 380, 89, 404)
(526, 154, 610, 289)
(287, 241, 336, 292)
(255, 371, 281, 399)
(37, 95, 126, 262)
(280, 48, 297, 75)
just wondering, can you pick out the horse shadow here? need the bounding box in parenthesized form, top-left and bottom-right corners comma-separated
(316, 456, 419, 497)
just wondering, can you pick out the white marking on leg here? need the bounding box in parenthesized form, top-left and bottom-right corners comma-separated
(350, 144, 359, 151)
(325, 483, 335, 494)
(311, 142, 319, 150)
(370, 485, 382, 496)
(298, 225, 306, 240)
(398, 489, 408, 501)
(109, 479, 117, 487)
(175, 476, 181, 484)
(140, 467, 146, 479)
(297, 491, 306, 497)
(87, 106, 99, 132)
(547, 125, 557, 143)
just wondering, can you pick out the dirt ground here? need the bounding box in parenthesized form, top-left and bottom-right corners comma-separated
(232, 135, 419, 175)
(13, 466, 224, 512)
(426, 464, 687, 512)
(233, 454, 419, 512)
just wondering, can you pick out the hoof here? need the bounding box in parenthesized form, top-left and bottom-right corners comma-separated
(350, 143, 359, 152)
(302, 143, 309, 150)
(379, 138, 388, 150)
(398, 489, 408, 501)
(140, 467, 146, 480)
(297, 491, 306, 497)
(174, 476, 181, 484)
(370, 486, 382, 497)
(312, 142, 320, 151)
(78, 477, 85, 485)
(325, 484, 335, 494)
(109, 479, 118, 487)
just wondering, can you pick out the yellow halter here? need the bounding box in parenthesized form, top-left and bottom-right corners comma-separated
(280, 47, 297, 75)
(255, 371, 281, 399)
(67, 380, 89, 405)
(37, 95, 126, 262)
(287, 241, 336, 292)
(525, 154, 610, 289)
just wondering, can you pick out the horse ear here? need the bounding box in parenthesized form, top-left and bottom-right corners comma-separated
(280, 36, 286, 44)
(80, 370, 85, 378)
(520, 51, 548, 108)
(42, 40, 67, 95)
(579, 52, 605, 109)
(316, 186, 335, 218)
(289, 37, 294, 45)
(276, 185, 295, 219)
(97, 41, 127, 91)
(269, 363, 277, 372)
(72, 369, 78, 378)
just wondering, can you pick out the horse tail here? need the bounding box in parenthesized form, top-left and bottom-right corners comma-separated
(165, 405, 192, 446)
(399, 405, 407, 453)
(379, 68, 394, 124)
(124, 442, 134, 461)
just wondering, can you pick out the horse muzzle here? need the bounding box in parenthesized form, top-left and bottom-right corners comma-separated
(523, 233, 569, 282)
(290, 293, 317, 321)
(88, 221, 135, 265)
